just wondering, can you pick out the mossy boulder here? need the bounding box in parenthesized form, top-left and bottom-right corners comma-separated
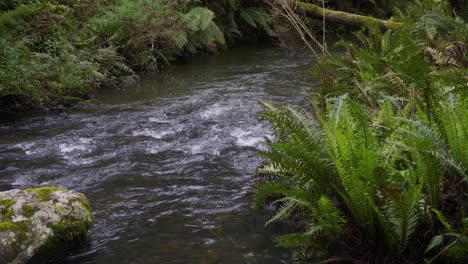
(0, 187, 93, 264)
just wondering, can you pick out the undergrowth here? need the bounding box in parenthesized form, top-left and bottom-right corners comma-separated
(0, 0, 274, 111)
(255, 1, 468, 263)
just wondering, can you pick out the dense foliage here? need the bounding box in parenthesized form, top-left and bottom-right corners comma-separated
(0, 0, 274, 111)
(255, 1, 468, 262)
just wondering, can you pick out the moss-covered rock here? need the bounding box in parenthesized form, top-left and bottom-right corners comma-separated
(0, 187, 93, 264)
(26, 186, 66, 202)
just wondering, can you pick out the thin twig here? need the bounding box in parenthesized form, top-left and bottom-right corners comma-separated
(427, 238, 460, 264)
(322, 0, 327, 52)
(315, 257, 361, 264)
(267, 0, 329, 57)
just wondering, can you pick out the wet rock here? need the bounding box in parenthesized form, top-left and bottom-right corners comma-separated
(0, 187, 92, 264)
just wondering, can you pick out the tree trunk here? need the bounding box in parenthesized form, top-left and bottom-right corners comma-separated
(294, 1, 403, 30)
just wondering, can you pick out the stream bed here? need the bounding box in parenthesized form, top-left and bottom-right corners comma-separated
(0, 45, 315, 264)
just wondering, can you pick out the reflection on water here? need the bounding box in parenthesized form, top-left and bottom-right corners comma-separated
(0, 44, 315, 263)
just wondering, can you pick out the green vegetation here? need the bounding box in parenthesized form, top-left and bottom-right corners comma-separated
(0, 198, 30, 244)
(69, 196, 93, 218)
(0, 189, 93, 263)
(49, 218, 92, 241)
(0, 0, 274, 111)
(0, 1, 108, 110)
(255, 1, 468, 263)
(26, 186, 66, 202)
(2, 0, 467, 262)
(22, 205, 39, 218)
(0, 221, 19, 232)
(0, 198, 16, 221)
(0, 198, 15, 211)
(54, 205, 64, 212)
(0, 219, 30, 246)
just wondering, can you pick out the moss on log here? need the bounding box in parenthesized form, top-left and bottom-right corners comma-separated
(295, 1, 404, 30)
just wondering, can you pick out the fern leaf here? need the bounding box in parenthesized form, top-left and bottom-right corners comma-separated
(425, 235, 444, 253)
(183, 7, 215, 31)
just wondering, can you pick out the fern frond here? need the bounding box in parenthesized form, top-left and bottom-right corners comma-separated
(426, 235, 444, 253)
(253, 181, 289, 209)
(266, 199, 297, 226)
(432, 209, 454, 232)
(239, 7, 274, 36)
(314, 196, 346, 237)
(384, 187, 422, 250)
(275, 233, 311, 248)
(183, 7, 215, 31)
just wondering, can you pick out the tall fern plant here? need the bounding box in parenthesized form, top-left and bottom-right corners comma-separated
(256, 2, 468, 262)
(90, 0, 226, 69)
(312, 27, 431, 108)
(255, 94, 466, 260)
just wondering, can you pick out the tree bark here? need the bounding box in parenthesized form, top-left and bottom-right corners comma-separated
(294, 1, 403, 30)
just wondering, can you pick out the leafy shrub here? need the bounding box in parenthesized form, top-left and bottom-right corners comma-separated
(0, 0, 274, 110)
(256, 94, 467, 262)
(205, 0, 275, 40)
(0, 2, 105, 110)
(89, 0, 274, 69)
(255, 2, 468, 262)
(312, 27, 431, 107)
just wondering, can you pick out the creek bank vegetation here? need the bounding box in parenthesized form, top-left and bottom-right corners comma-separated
(0, 0, 275, 111)
(0, 187, 93, 264)
(255, 0, 468, 263)
(2, 0, 454, 112)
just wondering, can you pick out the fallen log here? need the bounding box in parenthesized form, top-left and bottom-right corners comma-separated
(294, 1, 404, 30)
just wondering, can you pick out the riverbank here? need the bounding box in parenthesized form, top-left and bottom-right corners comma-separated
(2, 1, 467, 263)
(254, 1, 468, 263)
(0, 0, 274, 112)
(2, 0, 439, 113)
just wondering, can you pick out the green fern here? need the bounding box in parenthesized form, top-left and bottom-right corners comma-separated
(312, 196, 346, 238)
(183, 7, 215, 32)
(239, 7, 275, 36)
(252, 181, 290, 209)
(384, 186, 422, 251)
(434, 94, 468, 180)
(313, 27, 432, 107)
(425, 210, 468, 262)
(182, 7, 225, 54)
(255, 2, 468, 261)
(256, 93, 467, 257)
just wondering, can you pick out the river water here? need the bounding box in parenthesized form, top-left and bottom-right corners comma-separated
(0, 45, 315, 263)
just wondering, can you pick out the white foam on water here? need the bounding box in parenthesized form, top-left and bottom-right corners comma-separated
(59, 143, 88, 153)
(188, 144, 203, 155)
(64, 157, 95, 166)
(147, 142, 173, 154)
(238, 136, 264, 147)
(79, 137, 94, 144)
(57, 138, 97, 164)
(230, 128, 265, 148)
(199, 103, 231, 119)
(203, 238, 216, 246)
(8, 174, 34, 187)
(25, 150, 37, 156)
(149, 114, 170, 123)
(132, 129, 174, 139)
(185, 136, 223, 156)
(15, 142, 35, 150)
(15, 142, 40, 155)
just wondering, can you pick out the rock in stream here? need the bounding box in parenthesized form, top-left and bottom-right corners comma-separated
(0, 187, 92, 264)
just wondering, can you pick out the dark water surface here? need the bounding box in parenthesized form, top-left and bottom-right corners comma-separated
(0, 45, 315, 263)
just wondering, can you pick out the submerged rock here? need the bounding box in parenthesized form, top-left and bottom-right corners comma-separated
(0, 187, 92, 264)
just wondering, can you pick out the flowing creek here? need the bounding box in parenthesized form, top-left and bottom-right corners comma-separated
(0, 45, 315, 263)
